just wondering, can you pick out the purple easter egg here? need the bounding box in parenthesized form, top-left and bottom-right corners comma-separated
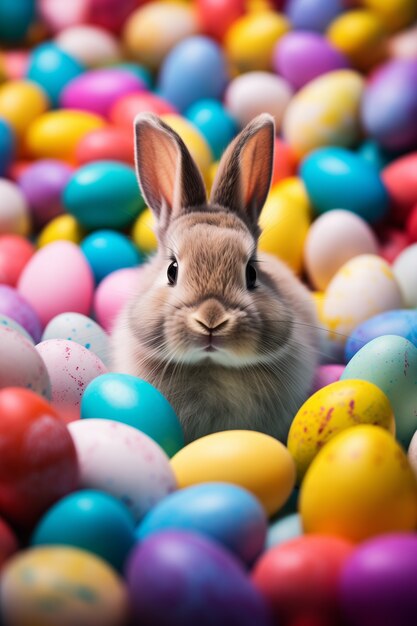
(0, 285, 42, 342)
(312, 364, 345, 393)
(285, 0, 344, 33)
(18, 159, 73, 227)
(273, 32, 349, 89)
(60, 68, 146, 117)
(341, 534, 417, 626)
(362, 59, 417, 151)
(126, 530, 273, 626)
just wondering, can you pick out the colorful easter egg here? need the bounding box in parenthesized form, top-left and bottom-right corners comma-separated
(392, 243, 417, 307)
(0, 118, 14, 176)
(357, 139, 392, 172)
(0, 234, 35, 287)
(0, 284, 41, 341)
(160, 114, 213, 182)
(75, 127, 134, 165)
(131, 207, 157, 256)
(0, 314, 34, 343)
(93, 267, 141, 332)
(0, 0, 36, 43)
(38, 214, 85, 247)
(81, 230, 141, 283)
(285, 0, 344, 32)
(266, 513, 302, 549)
(312, 364, 345, 393)
(0, 80, 49, 140)
(185, 99, 237, 161)
(0, 178, 30, 236)
(55, 24, 121, 67)
(382, 152, 417, 224)
(196, 0, 245, 41)
(109, 91, 177, 128)
(363, 0, 417, 33)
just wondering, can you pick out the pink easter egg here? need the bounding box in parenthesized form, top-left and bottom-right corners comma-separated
(312, 364, 345, 393)
(94, 267, 141, 332)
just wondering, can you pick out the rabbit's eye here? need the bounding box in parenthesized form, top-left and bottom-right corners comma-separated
(246, 262, 257, 290)
(167, 260, 178, 285)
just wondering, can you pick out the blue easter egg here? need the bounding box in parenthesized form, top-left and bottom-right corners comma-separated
(300, 147, 389, 223)
(158, 36, 229, 113)
(357, 140, 393, 172)
(0, 118, 15, 176)
(81, 373, 184, 457)
(136, 483, 267, 565)
(26, 43, 85, 107)
(0, 0, 36, 43)
(31, 490, 136, 571)
(63, 160, 145, 230)
(81, 230, 142, 284)
(285, 0, 344, 32)
(266, 513, 302, 549)
(186, 99, 237, 161)
(345, 310, 417, 362)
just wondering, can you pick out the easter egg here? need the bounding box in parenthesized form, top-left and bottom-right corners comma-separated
(407, 204, 417, 242)
(126, 531, 272, 626)
(81, 230, 141, 283)
(377, 225, 411, 263)
(252, 535, 354, 625)
(0, 388, 78, 528)
(38, 214, 85, 247)
(0, 517, 18, 568)
(1, 547, 128, 626)
(55, 24, 121, 67)
(0, 178, 30, 236)
(224, 71, 293, 129)
(322, 254, 403, 343)
(300, 425, 417, 542)
(266, 513, 302, 549)
(132, 207, 157, 255)
(68, 419, 176, 522)
(93, 267, 141, 332)
(75, 127, 134, 165)
(0, 80, 48, 140)
(170, 430, 295, 517)
(408, 431, 417, 475)
(287, 380, 395, 482)
(224, 10, 290, 72)
(26, 109, 105, 160)
(362, 59, 417, 152)
(36, 339, 107, 423)
(362, 0, 417, 33)
(346, 309, 417, 361)
(185, 99, 237, 161)
(196, 0, 245, 41)
(357, 139, 392, 172)
(0, 118, 14, 176)
(342, 335, 417, 447)
(0, 234, 34, 287)
(273, 31, 349, 90)
(0, 314, 34, 343)
(137, 483, 266, 565)
(341, 534, 417, 626)
(18, 241, 94, 327)
(392, 243, 417, 307)
(63, 161, 145, 230)
(18, 159, 73, 227)
(271, 140, 298, 185)
(285, 0, 343, 32)
(304, 210, 379, 290)
(123, 2, 198, 70)
(109, 91, 177, 128)
(0, 326, 50, 398)
(382, 152, 417, 224)
(26, 42, 84, 107)
(283, 70, 364, 157)
(32, 490, 135, 572)
(0, 284, 41, 341)
(81, 373, 183, 457)
(312, 363, 345, 392)
(301, 148, 389, 222)
(0, 0, 36, 43)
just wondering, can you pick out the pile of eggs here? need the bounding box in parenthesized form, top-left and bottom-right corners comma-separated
(1, 0, 417, 624)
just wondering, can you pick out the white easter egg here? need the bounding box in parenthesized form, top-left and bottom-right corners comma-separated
(55, 25, 121, 67)
(0, 179, 30, 236)
(392, 243, 417, 307)
(0, 314, 34, 343)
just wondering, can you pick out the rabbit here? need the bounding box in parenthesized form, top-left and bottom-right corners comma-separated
(112, 112, 319, 444)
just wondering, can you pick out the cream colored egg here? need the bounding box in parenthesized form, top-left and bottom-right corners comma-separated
(55, 25, 121, 67)
(0, 178, 30, 236)
(392, 243, 417, 307)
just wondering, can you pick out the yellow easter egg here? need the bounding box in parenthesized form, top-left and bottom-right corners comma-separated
(282, 70, 364, 158)
(160, 114, 213, 184)
(208, 160, 219, 193)
(258, 184, 310, 273)
(0, 80, 49, 140)
(300, 425, 417, 542)
(26, 110, 105, 161)
(273, 177, 312, 218)
(131, 207, 157, 255)
(288, 380, 395, 483)
(327, 10, 387, 72)
(38, 214, 85, 247)
(224, 11, 290, 72)
(362, 0, 417, 33)
(0, 546, 128, 626)
(170, 430, 295, 516)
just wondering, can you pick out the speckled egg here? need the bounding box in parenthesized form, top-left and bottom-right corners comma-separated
(0, 284, 42, 341)
(0, 326, 50, 398)
(68, 419, 177, 522)
(36, 339, 107, 423)
(0, 314, 34, 343)
(342, 335, 417, 448)
(288, 380, 395, 482)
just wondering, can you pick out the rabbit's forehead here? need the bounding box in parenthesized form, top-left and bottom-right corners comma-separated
(172, 221, 254, 263)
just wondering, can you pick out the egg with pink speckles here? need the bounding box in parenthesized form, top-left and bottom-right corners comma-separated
(68, 419, 177, 522)
(36, 339, 107, 423)
(0, 326, 51, 398)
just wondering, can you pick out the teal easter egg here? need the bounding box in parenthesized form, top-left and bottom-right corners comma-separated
(342, 335, 417, 447)
(0, 118, 15, 176)
(185, 99, 237, 161)
(0, 0, 36, 43)
(81, 230, 142, 283)
(266, 513, 302, 549)
(26, 43, 84, 107)
(300, 147, 389, 223)
(80, 373, 184, 457)
(63, 160, 145, 230)
(32, 490, 135, 572)
(357, 140, 393, 172)
(136, 483, 267, 566)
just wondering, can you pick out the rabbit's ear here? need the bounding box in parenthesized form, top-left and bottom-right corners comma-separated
(134, 114, 207, 233)
(209, 114, 275, 234)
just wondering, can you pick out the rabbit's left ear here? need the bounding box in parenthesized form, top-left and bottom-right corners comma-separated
(209, 113, 275, 234)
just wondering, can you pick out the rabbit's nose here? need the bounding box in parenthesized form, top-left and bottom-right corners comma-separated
(190, 300, 230, 334)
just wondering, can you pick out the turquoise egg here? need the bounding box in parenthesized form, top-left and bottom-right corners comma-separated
(81, 230, 142, 284)
(266, 513, 302, 549)
(300, 147, 389, 223)
(0, 118, 15, 176)
(63, 160, 145, 230)
(31, 490, 135, 572)
(342, 335, 417, 447)
(116, 63, 153, 89)
(80, 373, 184, 457)
(136, 483, 267, 565)
(185, 99, 237, 161)
(26, 43, 84, 107)
(357, 140, 393, 172)
(0, 0, 36, 43)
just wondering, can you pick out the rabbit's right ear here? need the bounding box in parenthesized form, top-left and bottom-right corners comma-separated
(134, 114, 207, 234)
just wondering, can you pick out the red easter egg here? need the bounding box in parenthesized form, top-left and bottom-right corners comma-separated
(406, 203, 417, 242)
(7, 160, 32, 182)
(88, 0, 139, 33)
(0, 235, 35, 287)
(376, 225, 411, 263)
(76, 126, 134, 165)
(271, 137, 298, 185)
(382, 152, 417, 224)
(252, 535, 354, 626)
(0, 388, 78, 530)
(196, 0, 245, 41)
(0, 517, 18, 568)
(109, 92, 178, 129)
